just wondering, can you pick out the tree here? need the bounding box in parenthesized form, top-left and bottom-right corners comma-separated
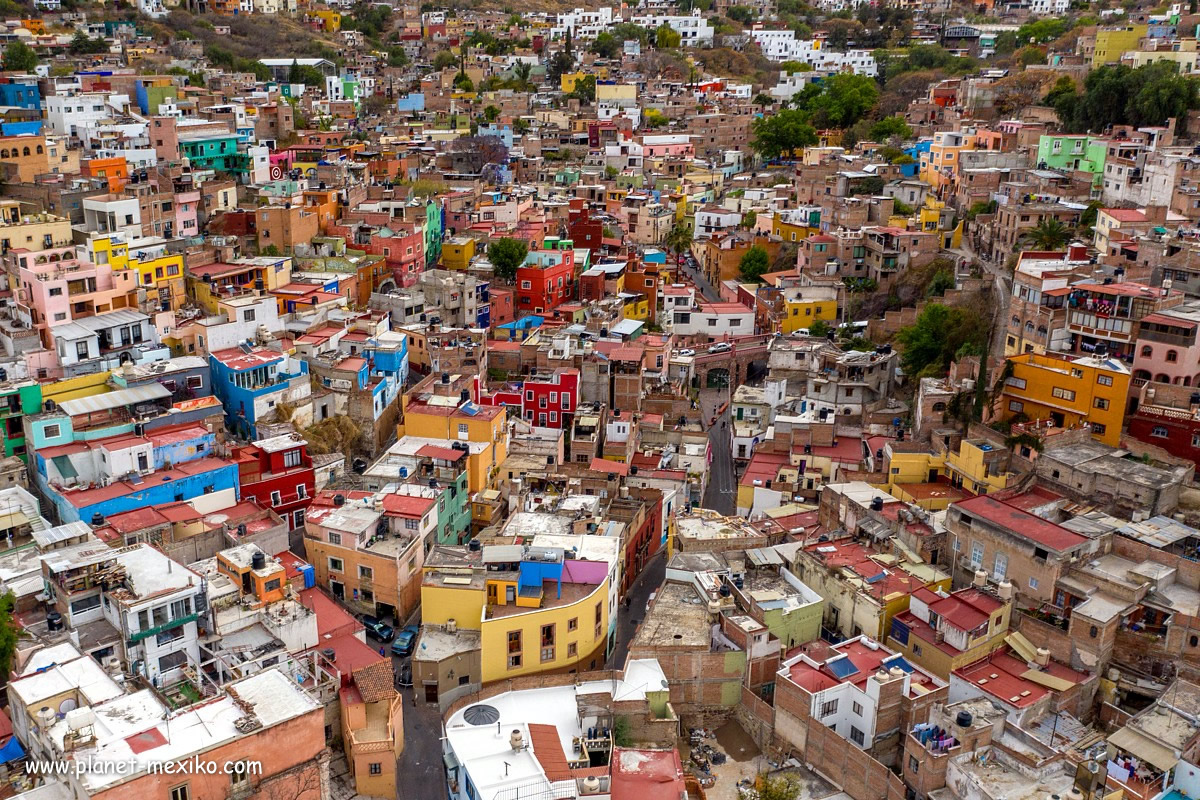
(807, 72, 878, 129)
(869, 115, 912, 142)
(643, 108, 669, 128)
(753, 92, 775, 110)
(726, 5, 755, 23)
(547, 48, 575, 83)
(0, 591, 20, 688)
(895, 303, 988, 378)
(739, 245, 770, 283)
(663, 223, 693, 259)
(453, 72, 474, 92)
(808, 319, 832, 338)
(1052, 62, 1200, 134)
(69, 31, 110, 56)
(591, 32, 620, 59)
(1025, 217, 1070, 250)
(612, 22, 650, 46)
(745, 775, 802, 800)
(432, 49, 458, 70)
(751, 108, 817, 159)
(4, 41, 37, 72)
(387, 46, 409, 67)
(568, 75, 596, 103)
(655, 23, 682, 49)
(512, 61, 533, 91)
(488, 237, 528, 281)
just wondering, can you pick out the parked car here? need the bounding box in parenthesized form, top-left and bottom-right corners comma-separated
(395, 662, 413, 689)
(678, 348, 696, 357)
(391, 625, 419, 657)
(707, 342, 732, 353)
(362, 615, 394, 642)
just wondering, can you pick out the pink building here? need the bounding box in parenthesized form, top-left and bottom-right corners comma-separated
(1133, 302, 1200, 387)
(8, 245, 139, 347)
(175, 189, 200, 237)
(641, 134, 695, 159)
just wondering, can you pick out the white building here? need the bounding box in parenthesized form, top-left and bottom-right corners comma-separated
(551, 6, 618, 40)
(750, 29, 878, 76)
(44, 93, 128, 139)
(630, 12, 714, 46)
(694, 206, 742, 238)
(82, 194, 142, 240)
(670, 301, 754, 338)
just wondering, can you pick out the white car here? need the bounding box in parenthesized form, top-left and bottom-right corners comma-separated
(707, 342, 732, 353)
(678, 348, 696, 357)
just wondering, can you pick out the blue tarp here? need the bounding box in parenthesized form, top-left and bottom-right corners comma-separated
(0, 735, 26, 763)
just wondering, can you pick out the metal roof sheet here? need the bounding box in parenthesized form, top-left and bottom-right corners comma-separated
(59, 383, 171, 417)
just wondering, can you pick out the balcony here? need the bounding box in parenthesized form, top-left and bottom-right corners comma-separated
(129, 612, 198, 645)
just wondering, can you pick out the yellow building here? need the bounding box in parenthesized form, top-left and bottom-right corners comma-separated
(884, 587, 1012, 680)
(771, 216, 815, 243)
(441, 236, 476, 270)
(919, 130, 977, 196)
(994, 352, 1130, 446)
(0, 200, 72, 251)
(309, 9, 341, 30)
(779, 293, 837, 335)
(595, 82, 635, 104)
(621, 294, 650, 322)
(399, 387, 508, 492)
(1093, 24, 1149, 65)
(88, 234, 187, 311)
(944, 439, 1015, 496)
(421, 546, 613, 684)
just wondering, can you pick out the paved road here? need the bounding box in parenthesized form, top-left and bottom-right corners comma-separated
(394, 603, 446, 800)
(605, 550, 666, 670)
(679, 257, 722, 303)
(702, 406, 736, 516)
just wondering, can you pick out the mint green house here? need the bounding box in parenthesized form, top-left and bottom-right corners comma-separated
(1036, 135, 1107, 189)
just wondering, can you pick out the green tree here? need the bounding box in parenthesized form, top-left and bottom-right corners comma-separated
(512, 61, 533, 91)
(643, 108, 669, 128)
(1025, 217, 1071, 250)
(739, 245, 770, 283)
(568, 75, 596, 103)
(927, 268, 955, 297)
(591, 31, 621, 59)
(0, 591, 19, 683)
(432, 49, 458, 70)
(895, 303, 988, 377)
(726, 5, 756, 23)
(742, 209, 757, 228)
(745, 775, 802, 800)
(387, 47, 409, 67)
(483, 105, 501, 122)
(1053, 62, 1200, 134)
(808, 319, 832, 338)
(807, 72, 879, 129)
(3, 41, 37, 72)
(869, 115, 912, 142)
(753, 92, 775, 110)
(663, 223, 693, 259)
(751, 108, 817, 159)
(778, 60, 812, 74)
(69, 31, 110, 56)
(612, 22, 650, 45)
(488, 237, 528, 281)
(453, 73, 474, 92)
(655, 23, 682, 48)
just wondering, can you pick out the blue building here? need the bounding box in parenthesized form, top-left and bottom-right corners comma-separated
(396, 92, 425, 113)
(0, 79, 39, 112)
(209, 347, 308, 440)
(902, 140, 931, 179)
(496, 315, 544, 342)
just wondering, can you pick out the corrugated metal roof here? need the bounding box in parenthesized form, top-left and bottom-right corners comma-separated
(59, 383, 171, 417)
(74, 309, 149, 331)
(33, 521, 91, 549)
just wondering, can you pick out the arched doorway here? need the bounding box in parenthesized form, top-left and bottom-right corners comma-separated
(706, 367, 730, 389)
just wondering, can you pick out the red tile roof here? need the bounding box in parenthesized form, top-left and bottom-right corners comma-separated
(382, 493, 436, 517)
(954, 495, 1086, 552)
(611, 748, 686, 800)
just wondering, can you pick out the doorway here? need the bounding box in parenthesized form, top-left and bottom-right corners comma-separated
(424, 683, 438, 703)
(331, 581, 344, 601)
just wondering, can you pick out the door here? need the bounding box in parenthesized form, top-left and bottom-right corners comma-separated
(331, 581, 344, 601)
(424, 683, 438, 703)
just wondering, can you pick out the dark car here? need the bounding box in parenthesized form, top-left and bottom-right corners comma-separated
(396, 662, 413, 689)
(362, 615, 394, 642)
(391, 625, 419, 657)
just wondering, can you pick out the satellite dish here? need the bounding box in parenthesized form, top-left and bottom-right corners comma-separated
(58, 698, 78, 714)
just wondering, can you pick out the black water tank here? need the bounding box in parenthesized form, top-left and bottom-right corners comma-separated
(468, 539, 481, 551)
(719, 584, 731, 597)
(955, 710, 973, 728)
(333, 494, 346, 506)
(251, 551, 266, 571)
(460, 389, 470, 403)
(91, 512, 105, 526)
(630, 466, 638, 475)
(871, 497, 884, 511)
(46, 611, 62, 632)
(441, 372, 451, 384)
(237, 523, 247, 537)
(352, 458, 367, 474)
(322, 647, 336, 662)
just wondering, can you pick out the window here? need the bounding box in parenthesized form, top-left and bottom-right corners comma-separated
(70, 594, 101, 615)
(1008, 400, 1024, 413)
(283, 449, 302, 468)
(328, 532, 341, 546)
(1029, 576, 1039, 589)
(405, 518, 420, 530)
(1097, 374, 1114, 386)
(44, 423, 61, 439)
(852, 701, 863, 716)
(568, 642, 577, 657)
(1091, 423, 1106, 435)
(458, 423, 469, 435)
(270, 490, 282, 505)
(993, 552, 1007, 580)
(1168, 350, 1179, 363)
(297, 484, 307, 499)
(368, 763, 382, 776)
(820, 699, 838, 717)
(328, 557, 344, 573)
(509, 654, 521, 668)
(1153, 426, 1170, 438)
(913, 643, 923, 656)
(359, 565, 373, 580)
(850, 726, 865, 746)
(1094, 397, 1109, 410)
(970, 541, 984, 568)
(508, 631, 521, 653)
(169, 786, 190, 800)
(158, 650, 187, 673)
(230, 762, 251, 787)
(909, 755, 919, 774)
(1051, 386, 1076, 402)
(49, 287, 62, 297)
(568, 617, 578, 631)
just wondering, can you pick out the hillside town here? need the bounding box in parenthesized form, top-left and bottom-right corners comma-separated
(3, 1, 1200, 800)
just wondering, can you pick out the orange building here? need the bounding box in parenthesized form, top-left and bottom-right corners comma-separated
(82, 156, 130, 192)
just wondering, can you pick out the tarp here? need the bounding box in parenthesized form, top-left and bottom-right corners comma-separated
(1108, 725, 1179, 772)
(1005, 631, 1037, 663)
(1021, 669, 1076, 691)
(0, 734, 25, 763)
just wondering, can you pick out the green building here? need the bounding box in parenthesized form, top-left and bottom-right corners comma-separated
(421, 198, 443, 269)
(1036, 135, 1107, 189)
(435, 467, 471, 545)
(1, 381, 41, 461)
(179, 133, 244, 173)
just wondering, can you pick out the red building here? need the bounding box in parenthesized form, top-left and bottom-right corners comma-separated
(1127, 381, 1200, 469)
(567, 201, 604, 255)
(488, 287, 515, 328)
(516, 238, 576, 315)
(233, 434, 316, 529)
(472, 369, 580, 428)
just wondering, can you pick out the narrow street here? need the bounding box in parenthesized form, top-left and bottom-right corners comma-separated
(679, 256, 722, 302)
(605, 551, 666, 669)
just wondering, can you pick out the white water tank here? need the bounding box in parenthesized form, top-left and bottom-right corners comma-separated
(581, 776, 602, 795)
(446, 619, 457, 634)
(510, 729, 524, 751)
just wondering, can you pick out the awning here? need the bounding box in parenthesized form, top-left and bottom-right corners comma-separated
(51, 456, 78, 480)
(1108, 725, 1179, 772)
(59, 383, 171, 417)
